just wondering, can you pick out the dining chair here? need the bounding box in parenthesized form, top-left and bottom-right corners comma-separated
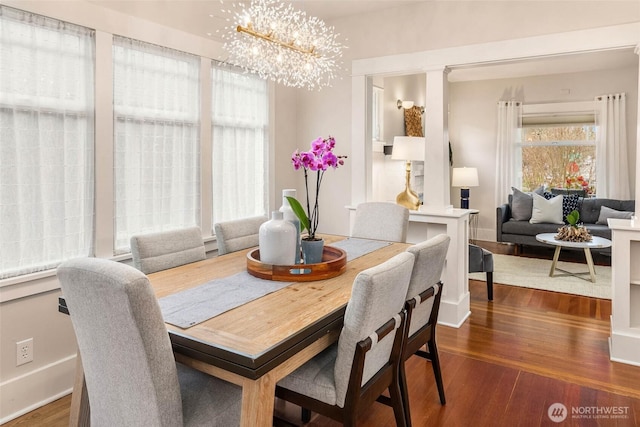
(130, 226, 206, 274)
(351, 202, 409, 243)
(57, 257, 241, 426)
(214, 215, 268, 255)
(402, 235, 450, 412)
(469, 243, 494, 300)
(377, 235, 449, 424)
(275, 251, 415, 427)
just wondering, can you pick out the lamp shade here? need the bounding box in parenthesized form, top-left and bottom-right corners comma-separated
(391, 136, 425, 161)
(452, 167, 479, 188)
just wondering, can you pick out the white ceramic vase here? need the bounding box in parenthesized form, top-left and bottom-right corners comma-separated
(279, 189, 301, 264)
(259, 211, 297, 265)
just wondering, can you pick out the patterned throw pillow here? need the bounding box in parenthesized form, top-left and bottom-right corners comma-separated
(543, 192, 581, 223)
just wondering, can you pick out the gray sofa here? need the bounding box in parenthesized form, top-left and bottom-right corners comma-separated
(497, 196, 635, 254)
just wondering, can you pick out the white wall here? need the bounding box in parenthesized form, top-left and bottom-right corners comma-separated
(449, 66, 639, 241)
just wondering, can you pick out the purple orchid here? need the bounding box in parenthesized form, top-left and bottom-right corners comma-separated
(289, 136, 347, 240)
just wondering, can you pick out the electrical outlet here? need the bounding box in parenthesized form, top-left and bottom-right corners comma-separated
(16, 338, 33, 366)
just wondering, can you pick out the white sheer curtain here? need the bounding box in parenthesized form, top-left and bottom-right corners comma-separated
(113, 37, 200, 253)
(595, 93, 630, 199)
(495, 100, 522, 204)
(0, 6, 94, 279)
(211, 65, 269, 224)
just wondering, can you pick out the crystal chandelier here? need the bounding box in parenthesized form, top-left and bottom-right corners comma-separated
(223, 0, 345, 90)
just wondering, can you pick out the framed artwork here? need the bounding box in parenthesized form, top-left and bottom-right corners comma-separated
(404, 106, 423, 137)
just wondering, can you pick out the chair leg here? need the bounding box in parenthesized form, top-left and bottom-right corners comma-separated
(301, 407, 311, 423)
(427, 339, 446, 405)
(398, 361, 411, 427)
(486, 272, 494, 301)
(390, 367, 409, 427)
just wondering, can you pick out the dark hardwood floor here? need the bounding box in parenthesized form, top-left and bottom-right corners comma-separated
(7, 242, 639, 427)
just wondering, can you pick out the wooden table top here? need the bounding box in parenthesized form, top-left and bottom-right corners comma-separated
(148, 235, 409, 379)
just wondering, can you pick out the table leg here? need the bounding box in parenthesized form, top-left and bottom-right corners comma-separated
(549, 246, 562, 277)
(584, 248, 597, 283)
(239, 374, 276, 427)
(69, 352, 90, 427)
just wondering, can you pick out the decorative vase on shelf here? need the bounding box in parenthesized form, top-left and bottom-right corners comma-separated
(279, 189, 301, 264)
(301, 238, 324, 265)
(259, 211, 297, 265)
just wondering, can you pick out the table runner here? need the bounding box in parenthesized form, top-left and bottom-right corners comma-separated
(159, 238, 392, 328)
(329, 237, 391, 261)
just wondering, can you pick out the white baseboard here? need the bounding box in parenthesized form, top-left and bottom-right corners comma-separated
(0, 354, 76, 424)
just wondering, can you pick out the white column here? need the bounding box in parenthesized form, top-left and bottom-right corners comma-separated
(346, 206, 472, 328)
(351, 75, 371, 205)
(423, 67, 451, 208)
(609, 219, 640, 366)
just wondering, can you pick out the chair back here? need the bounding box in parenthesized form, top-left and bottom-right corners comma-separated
(57, 258, 183, 427)
(334, 251, 415, 407)
(351, 202, 409, 242)
(130, 226, 205, 274)
(214, 216, 268, 255)
(405, 235, 450, 338)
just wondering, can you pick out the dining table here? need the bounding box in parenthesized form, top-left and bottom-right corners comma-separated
(65, 234, 410, 427)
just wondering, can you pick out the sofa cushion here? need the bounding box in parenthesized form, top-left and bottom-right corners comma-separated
(596, 206, 634, 224)
(530, 193, 563, 224)
(511, 187, 543, 221)
(503, 220, 563, 236)
(580, 199, 636, 224)
(543, 192, 581, 223)
(585, 224, 613, 240)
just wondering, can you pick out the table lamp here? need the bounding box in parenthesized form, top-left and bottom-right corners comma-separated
(452, 167, 479, 209)
(391, 136, 425, 210)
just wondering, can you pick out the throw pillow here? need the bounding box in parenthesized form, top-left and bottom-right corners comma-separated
(530, 193, 564, 224)
(511, 186, 545, 221)
(596, 206, 634, 224)
(543, 192, 581, 223)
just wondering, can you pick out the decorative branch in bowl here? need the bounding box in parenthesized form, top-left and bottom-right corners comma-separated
(555, 210, 592, 242)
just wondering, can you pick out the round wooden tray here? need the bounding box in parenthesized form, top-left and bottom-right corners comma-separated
(246, 245, 347, 282)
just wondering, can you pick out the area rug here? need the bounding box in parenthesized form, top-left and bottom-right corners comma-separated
(469, 254, 611, 299)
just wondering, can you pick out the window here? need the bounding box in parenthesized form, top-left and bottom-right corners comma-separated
(0, 6, 95, 279)
(113, 37, 200, 253)
(518, 105, 596, 195)
(211, 66, 269, 224)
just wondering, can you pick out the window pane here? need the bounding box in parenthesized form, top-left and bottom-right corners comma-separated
(211, 66, 268, 225)
(113, 37, 200, 253)
(0, 6, 95, 279)
(522, 145, 595, 194)
(523, 125, 596, 143)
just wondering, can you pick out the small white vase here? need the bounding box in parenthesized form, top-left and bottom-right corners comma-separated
(259, 211, 297, 265)
(279, 189, 301, 264)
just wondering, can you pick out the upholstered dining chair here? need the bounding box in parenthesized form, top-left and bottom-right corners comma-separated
(469, 243, 494, 301)
(351, 202, 409, 243)
(214, 215, 268, 255)
(57, 257, 241, 426)
(130, 226, 206, 274)
(275, 252, 416, 427)
(401, 235, 450, 410)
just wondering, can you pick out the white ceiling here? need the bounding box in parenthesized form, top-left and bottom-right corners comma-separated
(86, 0, 638, 81)
(86, 0, 417, 42)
